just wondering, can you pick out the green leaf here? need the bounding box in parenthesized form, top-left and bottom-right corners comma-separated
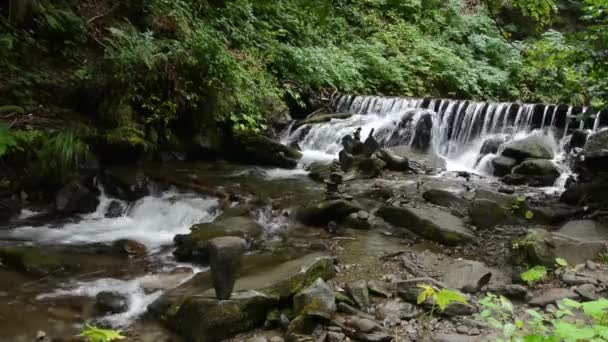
(417, 284, 436, 305)
(555, 257, 569, 267)
(503, 323, 516, 337)
(79, 324, 125, 342)
(582, 299, 608, 321)
(553, 321, 595, 341)
(521, 265, 547, 286)
(525, 210, 534, 220)
(435, 288, 467, 311)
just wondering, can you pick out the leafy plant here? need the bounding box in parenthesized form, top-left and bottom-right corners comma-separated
(555, 257, 569, 269)
(478, 293, 608, 341)
(78, 324, 125, 342)
(520, 265, 547, 286)
(599, 252, 608, 265)
(417, 284, 468, 312)
(35, 131, 88, 182)
(0, 123, 19, 157)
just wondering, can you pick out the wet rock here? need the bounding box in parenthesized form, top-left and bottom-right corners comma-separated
(260, 256, 336, 300)
(295, 113, 353, 128)
(165, 290, 279, 341)
(112, 239, 147, 257)
(347, 280, 370, 310)
(344, 211, 373, 230)
(377, 300, 416, 320)
(376, 149, 410, 172)
(55, 179, 99, 214)
(98, 170, 151, 201)
(293, 278, 336, 318)
(0, 247, 73, 276)
(487, 284, 529, 300)
(357, 156, 386, 178)
(581, 129, 608, 174)
(468, 199, 509, 230)
(569, 130, 589, 150)
(0, 198, 19, 223)
(491, 156, 517, 177)
(173, 216, 262, 264)
(442, 260, 492, 293)
(501, 135, 554, 162)
(560, 177, 608, 207)
(208, 236, 247, 300)
(512, 159, 560, 186)
(368, 279, 392, 298)
(362, 129, 380, 156)
(105, 200, 124, 218)
(412, 112, 433, 151)
(512, 229, 607, 267)
(575, 284, 599, 301)
(422, 189, 469, 213)
(95, 291, 128, 314)
(306, 162, 332, 182)
(480, 137, 505, 156)
(227, 132, 303, 168)
(296, 200, 363, 226)
(377, 205, 475, 245)
(339, 150, 355, 171)
(528, 288, 579, 307)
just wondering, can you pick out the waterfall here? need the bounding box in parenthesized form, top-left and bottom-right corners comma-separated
(285, 95, 606, 176)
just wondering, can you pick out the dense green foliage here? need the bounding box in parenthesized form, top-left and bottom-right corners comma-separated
(478, 293, 608, 341)
(0, 0, 606, 151)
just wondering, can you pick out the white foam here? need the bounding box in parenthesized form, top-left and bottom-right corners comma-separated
(7, 191, 220, 250)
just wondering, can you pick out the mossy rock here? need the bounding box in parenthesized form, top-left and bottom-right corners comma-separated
(260, 256, 336, 299)
(0, 247, 75, 276)
(227, 132, 303, 168)
(295, 200, 363, 226)
(89, 126, 150, 164)
(167, 290, 279, 342)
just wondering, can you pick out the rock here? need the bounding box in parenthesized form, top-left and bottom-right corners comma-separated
(412, 112, 433, 151)
(105, 200, 124, 218)
(367, 280, 392, 298)
(468, 199, 510, 230)
(208, 237, 247, 300)
(560, 177, 608, 207)
(512, 159, 560, 186)
(486, 284, 529, 300)
(346, 316, 384, 334)
(98, 170, 151, 201)
(582, 129, 608, 174)
(165, 290, 279, 341)
(528, 288, 579, 307)
(362, 130, 380, 156)
(339, 150, 355, 170)
(228, 132, 303, 169)
(501, 135, 554, 162)
(293, 278, 336, 318)
(344, 211, 374, 230)
(112, 239, 147, 257)
(357, 156, 386, 178)
(530, 203, 583, 225)
(422, 189, 469, 213)
(306, 162, 332, 182)
(295, 113, 353, 128)
(473, 188, 515, 207)
(347, 280, 370, 310)
(0, 198, 19, 223)
(557, 220, 608, 242)
(575, 284, 599, 301)
(55, 179, 99, 214)
(0, 247, 73, 276)
(432, 333, 482, 342)
(569, 130, 589, 150)
(95, 291, 128, 314)
(296, 200, 363, 226)
(480, 137, 505, 156)
(327, 331, 346, 342)
(376, 149, 410, 172)
(442, 260, 492, 293)
(491, 156, 518, 177)
(377, 205, 475, 245)
(173, 216, 262, 264)
(512, 229, 607, 267)
(377, 300, 416, 320)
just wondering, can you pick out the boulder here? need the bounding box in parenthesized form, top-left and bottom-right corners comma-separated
(411, 113, 433, 151)
(468, 199, 509, 230)
(377, 205, 475, 245)
(339, 150, 355, 171)
(442, 260, 492, 293)
(569, 130, 589, 150)
(346, 280, 370, 310)
(582, 130, 608, 174)
(376, 149, 410, 172)
(227, 132, 303, 169)
(480, 137, 505, 156)
(528, 288, 579, 307)
(112, 239, 147, 257)
(293, 278, 336, 318)
(511, 229, 608, 267)
(296, 200, 363, 226)
(55, 180, 99, 214)
(501, 136, 554, 162)
(208, 237, 248, 300)
(166, 290, 279, 342)
(422, 189, 469, 213)
(306, 162, 332, 182)
(560, 177, 608, 207)
(95, 291, 128, 314)
(557, 220, 608, 242)
(105, 200, 124, 218)
(98, 170, 151, 201)
(0, 247, 73, 276)
(173, 216, 262, 264)
(491, 156, 517, 177)
(356, 156, 386, 178)
(473, 188, 515, 207)
(530, 202, 583, 225)
(512, 159, 560, 186)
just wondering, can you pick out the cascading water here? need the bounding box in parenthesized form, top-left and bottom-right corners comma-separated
(284, 95, 607, 186)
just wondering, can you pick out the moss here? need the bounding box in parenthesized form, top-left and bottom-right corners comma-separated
(0, 247, 70, 276)
(260, 257, 335, 299)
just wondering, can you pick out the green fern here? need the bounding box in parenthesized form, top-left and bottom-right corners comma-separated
(35, 131, 88, 181)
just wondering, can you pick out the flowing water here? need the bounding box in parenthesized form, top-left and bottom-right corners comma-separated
(284, 95, 607, 186)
